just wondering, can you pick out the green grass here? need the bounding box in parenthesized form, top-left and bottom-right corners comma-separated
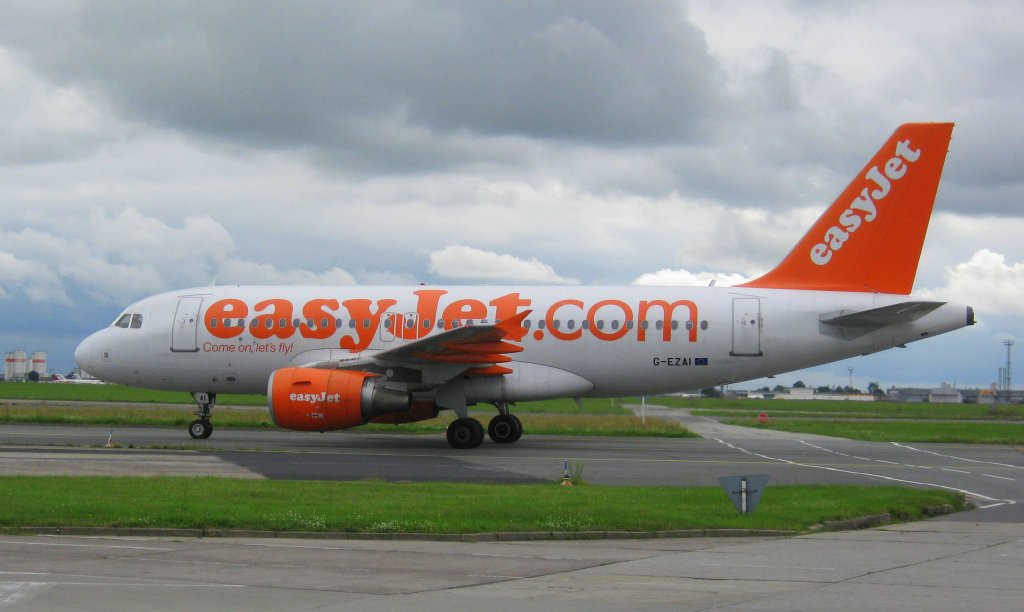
(0, 476, 963, 534)
(0, 404, 272, 428)
(0, 381, 264, 405)
(0, 383, 676, 436)
(647, 395, 1024, 420)
(723, 418, 1024, 444)
(0, 404, 694, 438)
(0, 382, 632, 414)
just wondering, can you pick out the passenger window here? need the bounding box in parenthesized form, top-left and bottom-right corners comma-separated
(114, 314, 131, 328)
(363, 319, 370, 329)
(656, 321, 663, 331)
(237, 319, 245, 328)
(553, 320, 561, 330)
(384, 319, 392, 329)
(626, 320, 634, 330)
(671, 321, 679, 330)
(349, 319, 356, 329)
(700, 320, 708, 330)
(523, 320, 531, 329)
(641, 321, 649, 330)
(264, 319, 273, 329)
(209, 318, 218, 328)
(538, 320, 546, 330)
(130, 314, 143, 329)
(685, 321, 693, 330)
(322, 318, 331, 329)
(306, 318, 315, 328)
(581, 320, 589, 330)
(596, 320, 604, 330)
(250, 319, 259, 328)
(423, 319, 430, 329)
(335, 318, 344, 328)
(567, 320, 575, 330)
(611, 320, 619, 330)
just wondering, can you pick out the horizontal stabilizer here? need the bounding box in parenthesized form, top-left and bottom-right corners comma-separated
(819, 301, 944, 328)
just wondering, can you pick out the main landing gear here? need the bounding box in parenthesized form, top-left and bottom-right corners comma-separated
(445, 402, 523, 449)
(188, 391, 215, 439)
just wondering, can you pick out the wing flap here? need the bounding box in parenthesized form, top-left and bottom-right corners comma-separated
(302, 310, 531, 388)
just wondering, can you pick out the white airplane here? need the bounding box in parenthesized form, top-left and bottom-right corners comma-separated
(75, 123, 973, 448)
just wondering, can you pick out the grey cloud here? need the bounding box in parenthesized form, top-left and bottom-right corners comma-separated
(0, 1, 723, 167)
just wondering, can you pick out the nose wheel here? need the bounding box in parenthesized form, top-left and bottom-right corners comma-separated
(189, 418, 213, 439)
(188, 392, 216, 439)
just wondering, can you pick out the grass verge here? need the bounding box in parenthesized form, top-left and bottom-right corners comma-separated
(0, 381, 264, 405)
(0, 477, 962, 534)
(0, 405, 694, 438)
(647, 395, 1024, 420)
(0, 383, 633, 414)
(723, 419, 1024, 444)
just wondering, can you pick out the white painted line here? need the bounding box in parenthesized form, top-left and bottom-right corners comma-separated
(0, 540, 173, 551)
(137, 558, 250, 568)
(699, 563, 835, 571)
(977, 502, 1011, 509)
(941, 468, 970, 474)
(713, 438, 1015, 506)
(0, 571, 243, 588)
(891, 443, 1024, 469)
(981, 473, 1016, 481)
(798, 440, 923, 468)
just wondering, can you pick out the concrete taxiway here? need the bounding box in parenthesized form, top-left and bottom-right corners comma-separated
(0, 519, 1021, 610)
(1, 410, 1022, 609)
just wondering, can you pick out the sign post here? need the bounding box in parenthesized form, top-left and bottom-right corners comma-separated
(718, 474, 770, 514)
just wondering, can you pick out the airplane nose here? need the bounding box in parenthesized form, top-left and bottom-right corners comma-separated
(74, 331, 100, 372)
(73, 338, 86, 369)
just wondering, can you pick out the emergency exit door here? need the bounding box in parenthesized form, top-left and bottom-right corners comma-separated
(171, 296, 203, 352)
(730, 298, 763, 357)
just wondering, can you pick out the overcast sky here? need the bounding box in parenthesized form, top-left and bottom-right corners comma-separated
(1, 1, 1021, 390)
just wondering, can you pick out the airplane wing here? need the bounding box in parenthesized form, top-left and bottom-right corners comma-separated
(296, 310, 531, 387)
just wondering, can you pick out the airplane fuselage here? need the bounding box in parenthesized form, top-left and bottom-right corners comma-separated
(75, 284, 972, 400)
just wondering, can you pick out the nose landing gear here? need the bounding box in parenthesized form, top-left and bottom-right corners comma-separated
(188, 392, 215, 439)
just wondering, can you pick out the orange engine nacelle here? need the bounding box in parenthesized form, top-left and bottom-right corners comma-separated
(268, 368, 410, 431)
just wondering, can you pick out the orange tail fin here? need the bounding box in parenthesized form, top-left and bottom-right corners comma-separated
(740, 123, 954, 294)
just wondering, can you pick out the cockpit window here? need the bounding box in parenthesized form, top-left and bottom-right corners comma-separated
(114, 313, 144, 329)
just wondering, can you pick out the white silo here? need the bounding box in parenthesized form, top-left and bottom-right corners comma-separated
(30, 351, 47, 378)
(11, 350, 27, 380)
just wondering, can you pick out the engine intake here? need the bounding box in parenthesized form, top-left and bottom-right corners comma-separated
(268, 367, 410, 431)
